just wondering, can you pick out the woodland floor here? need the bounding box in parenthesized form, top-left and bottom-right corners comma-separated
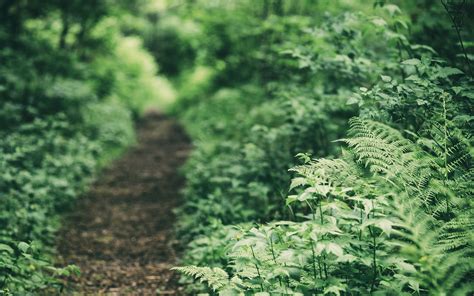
(57, 112, 190, 295)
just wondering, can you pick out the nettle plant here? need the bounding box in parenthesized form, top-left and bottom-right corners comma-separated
(175, 8, 408, 242)
(174, 54, 473, 294)
(173, 3, 473, 295)
(175, 116, 473, 295)
(352, 57, 473, 133)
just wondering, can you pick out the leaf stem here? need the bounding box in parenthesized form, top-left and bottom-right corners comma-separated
(310, 240, 318, 280)
(250, 245, 264, 292)
(441, 0, 473, 77)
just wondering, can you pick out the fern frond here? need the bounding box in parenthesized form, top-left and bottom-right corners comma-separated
(172, 266, 230, 291)
(343, 118, 434, 194)
(290, 158, 356, 195)
(440, 206, 474, 251)
(389, 196, 473, 294)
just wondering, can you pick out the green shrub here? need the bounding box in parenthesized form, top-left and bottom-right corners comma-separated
(171, 1, 473, 294)
(0, 1, 166, 292)
(0, 117, 96, 292)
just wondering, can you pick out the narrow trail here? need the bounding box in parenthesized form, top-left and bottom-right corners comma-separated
(57, 113, 190, 295)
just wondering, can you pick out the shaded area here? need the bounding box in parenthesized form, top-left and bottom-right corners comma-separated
(57, 112, 190, 294)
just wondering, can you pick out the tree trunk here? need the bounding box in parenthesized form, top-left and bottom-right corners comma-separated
(59, 11, 70, 49)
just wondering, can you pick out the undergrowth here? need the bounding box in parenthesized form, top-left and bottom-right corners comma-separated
(0, 1, 168, 293)
(164, 1, 473, 294)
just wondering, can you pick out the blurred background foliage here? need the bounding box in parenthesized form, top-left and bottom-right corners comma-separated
(0, 0, 171, 292)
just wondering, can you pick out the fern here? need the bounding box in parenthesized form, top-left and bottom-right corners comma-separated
(341, 118, 438, 208)
(440, 205, 474, 251)
(177, 117, 472, 294)
(343, 118, 430, 179)
(171, 3, 474, 294)
(172, 266, 230, 291)
(390, 196, 473, 294)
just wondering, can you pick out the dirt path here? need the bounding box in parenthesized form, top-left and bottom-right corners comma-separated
(57, 113, 190, 295)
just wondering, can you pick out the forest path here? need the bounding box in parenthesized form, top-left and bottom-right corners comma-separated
(57, 112, 190, 295)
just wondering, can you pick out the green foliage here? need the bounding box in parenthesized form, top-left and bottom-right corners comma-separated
(141, 14, 199, 76)
(172, 266, 229, 292)
(179, 116, 473, 294)
(88, 30, 173, 116)
(0, 0, 166, 292)
(167, 1, 474, 294)
(2, 0, 472, 293)
(0, 117, 97, 292)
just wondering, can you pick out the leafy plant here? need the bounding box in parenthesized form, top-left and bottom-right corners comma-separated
(170, 2, 473, 293)
(177, 115, 472, 294)
(0, 0, 166, 292)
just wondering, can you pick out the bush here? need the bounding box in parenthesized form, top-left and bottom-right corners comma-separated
(170, 1, 474, 294)
(0, 1, 166, 292)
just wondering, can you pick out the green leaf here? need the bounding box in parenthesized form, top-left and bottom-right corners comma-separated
(375, 219, 393, 235)
(397, 261, 417, 273)
(395, 19, 408, 29)
(402, 58, 421, 66)
(289, 177, 307, 191)
(326, 243, 343, 257)
(295, 152, 311, 163)
(324, 285, 345, 295)
(371, 18, 387, 27)
(384, 4, 401, 16)
(380, 75, 392, 82)
(410, 44, 436, 54)
(18, 242, 29, 253)
(405, 75, 420, 82)
(347, 96, 359, 105)
(362, 199, 373, 215)
(416, 99, 428, 106)
(408, 279, 421, 293)
(0, 243, 14, 254)
(286, 195, 298, 205)
(336, 254, 357, 263)
(452, 86, 463, 94)
(461, 91, 474, 99)
(438, 67, 463, 78)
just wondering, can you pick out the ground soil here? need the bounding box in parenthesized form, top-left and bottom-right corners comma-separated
(57, 112, 190, 295)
